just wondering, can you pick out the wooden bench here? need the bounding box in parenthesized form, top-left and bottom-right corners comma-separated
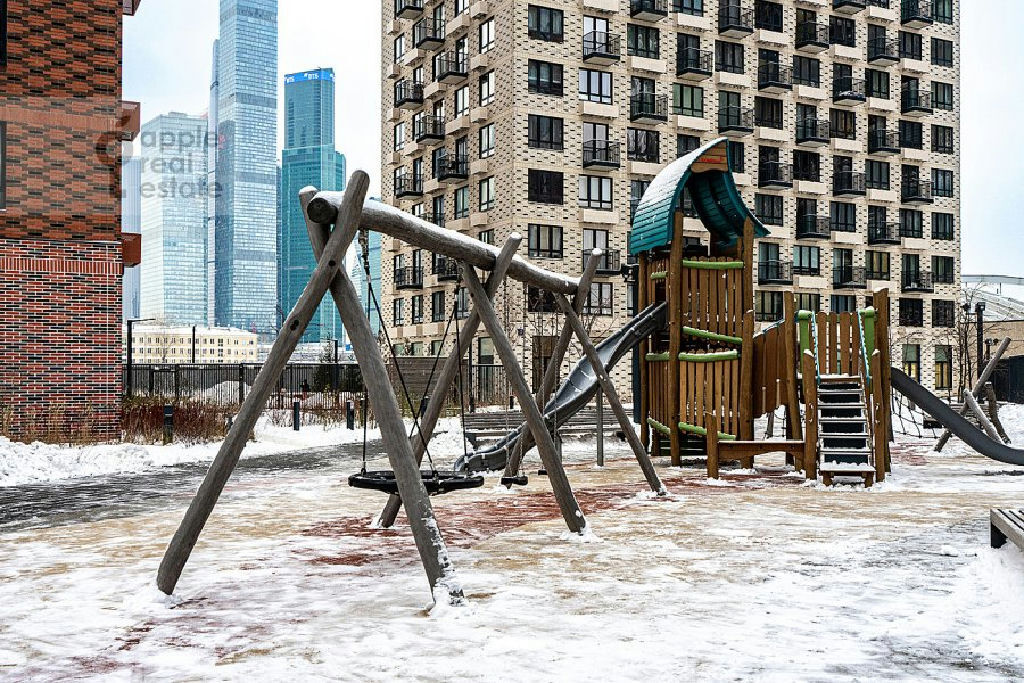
(704, 412, 804, 479)
(990, 509, 1024, 550)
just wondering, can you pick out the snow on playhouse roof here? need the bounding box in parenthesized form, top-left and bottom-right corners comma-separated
(628, 137, 767, 255)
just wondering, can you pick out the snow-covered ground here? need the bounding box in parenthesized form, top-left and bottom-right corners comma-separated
(1, 415, 1024, 680)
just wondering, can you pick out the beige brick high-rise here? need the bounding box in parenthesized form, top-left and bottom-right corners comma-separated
(380, 0, 960, 400)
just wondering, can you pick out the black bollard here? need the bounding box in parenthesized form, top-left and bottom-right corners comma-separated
(346, 400, 355, 430)
(163, 404, 174, 444)
(293, 396, 300, 431)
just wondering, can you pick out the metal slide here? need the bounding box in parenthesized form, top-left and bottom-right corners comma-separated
(455, 302, 668, 472)
(890, 367, 1024, 466)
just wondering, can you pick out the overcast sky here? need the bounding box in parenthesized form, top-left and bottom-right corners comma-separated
(124, 1, 1024, 276)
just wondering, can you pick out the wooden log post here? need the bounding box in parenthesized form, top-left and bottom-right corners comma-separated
(705, 412, 720, 479)
(554, 293, 667, 495)
(667, 213, 685, 467)
(964, 390, 1002, 443)
(801, 350, 818, 481)
(783, 293, 802, 441)
(461, 261, 588, 533)
(739, 311, 755, 441)
(934, 337, 1011, 452)
(502, 251, 601, 479)
(301, 185, 462, 600)
(984, 382, 1010, 443)
(638, 256, 650, 450)
(156, 175, 371, 596)
(376, 236, 522, 528)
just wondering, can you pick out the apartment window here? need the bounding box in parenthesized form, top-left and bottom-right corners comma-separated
(393, 298, 405, 326)
(792, 56, 820, 87)
(431, 291, 446, 323)
(831, 202, 856, 232)
(755, 194, 783, 226)
(830, 108, 856, 140)
(793, 245, 820, 275)
(455, 287, 470, 319)
(411, 295, 423, 324)
(528, 115, 563, 150)
(898, 31, 922, 60)
(673, 84, 703, 118)
(754, 1, 783, 32)
(728, 140, 744, 172)
(899, 119, 923, 149)
(677, 134, 701, 157)
(479, 71, 495, 105)
(628, 128, 660, 162)
(454, 86, 470, 117)
(933, 169, 954, 197)
(578, 68, 613, 104)
(934, 0, 953, 25)
(479, 177, 495, 211)
(479, 123, 495, 158)
(755, 97, 782, 129)
(394, 123, 405, 151)
(793, 150, 819, 182)
(394, 35, 406, 63)
(829, 16, 855, 48)
(866, 69, 890, 99)
(479, 18, 495, 53)
(831, 295, 857, 314)
(529, 169, 564, 204)
(902, 343, 921, 378)
(478, 229, 493, 245)
(933, 81, 953, 110)
(932, 212, 954, 240)
(756, 292, 785, 322)
(866, 160, 890, 190)
(454, 186, 470, 219)
(527, 287, 557, 313)
(455, 0, 468, 15)
(715, 41, 744, 74)
(529, 60, 564, 96)
(932, 38, 953, 67)
(932, 300, 955, 329)
(933, 255, 955, 284)
(866, 251, 890, 280)
(899, 208, 923, 238)
(528, 5, 564, 41)
(579, 175, 613, 210)
(796, 293, 821, 312)
(627, 24, 660, 59)
(585, 282, 614, 316)
(528, 224, 563, 258)
(676, 0, 704, 16)
(932, 125, 954, 154)
(935, 345, 952, 390)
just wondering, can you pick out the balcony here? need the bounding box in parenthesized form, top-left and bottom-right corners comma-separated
(868, 129, 900, 155)
(630, 0, 669, 21)
(795, 22, 830, 52)
(718, 106, 754, 136)
(834, 171, 866, 197)
(901, 270, 933, 292)
(118, 101, 141, 142)
(797, 215, 831, 239)
(833, 266, 868, 289)
(833, 77, 867, 104)
(901, 0, 933, 27)
(583, 140, 622, 169)
(413, 115, 445, 143)
(796, 118, 830, 147)
(395, 266, 424, 290)
(395, 0, 424, 19)
(868, 221, 901, 244)
(583, 32, 621, 65)
(758, 162, 793, 189)
(901, 88, 933, 116)
(629, 94, 669, 123)
(434, 52, 468, 83)
(718, 4, 754, 37)
(758, 260, 794, 285)
(413, 17, 445, 49)
(676, 48, 713, 80)
(433, 256, 461, 281)
(582, 249, 622, 275)
(758, 64, 792, 93)
(437, 154, 469, 181)
(395, 174, 423, 198)
(833, 0, 866, 14)
(901, 179, 933, 205)
(395, 80, 424, 108)
(867, 36, 899, 65)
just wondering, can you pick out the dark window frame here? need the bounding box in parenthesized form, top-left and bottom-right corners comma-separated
(754, 193, 784, 226)
(528, 223, 564, 259)
(715, 40, 745, 74)
(579, 68, 613, 104)
(932, 212, 954, 240)
(932, 37, 953, 66)
(792, 55, 820, 87)
(528, 59, 564, 96)
(528, 169, 564, 204)
(932, 168, 954, 197)
(528, 114, 564, 150)
(528, 5, 564, 42)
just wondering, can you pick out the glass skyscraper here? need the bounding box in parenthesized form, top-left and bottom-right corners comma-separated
(212, 0, 279, 334)
(278, 67, 347, 344)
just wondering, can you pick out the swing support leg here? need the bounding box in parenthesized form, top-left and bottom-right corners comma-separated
(376, 235, 522, 528)
(503, 251, 601, 478)
(301, 187, 463, 601)
(553, 292, 666, 496)
(461, 257, 588, 533)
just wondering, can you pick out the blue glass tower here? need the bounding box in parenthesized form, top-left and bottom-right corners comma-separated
(279, 67, 347, 344)
(213, 0, 279, 334)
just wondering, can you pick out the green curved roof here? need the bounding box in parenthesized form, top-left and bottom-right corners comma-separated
(629, 137, 768, 255)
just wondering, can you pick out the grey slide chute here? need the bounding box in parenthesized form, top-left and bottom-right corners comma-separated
(455, 302, 668, 472)
(890, 367, 1024, 466)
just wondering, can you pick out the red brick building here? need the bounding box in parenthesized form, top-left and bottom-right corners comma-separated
(0, 0, 142, 441)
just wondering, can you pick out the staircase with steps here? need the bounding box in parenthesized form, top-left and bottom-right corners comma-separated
(816, 375, 876, 486)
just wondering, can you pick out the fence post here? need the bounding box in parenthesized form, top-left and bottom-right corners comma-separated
(238, 364, 245, 405)
(174, 365, 181, 404)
